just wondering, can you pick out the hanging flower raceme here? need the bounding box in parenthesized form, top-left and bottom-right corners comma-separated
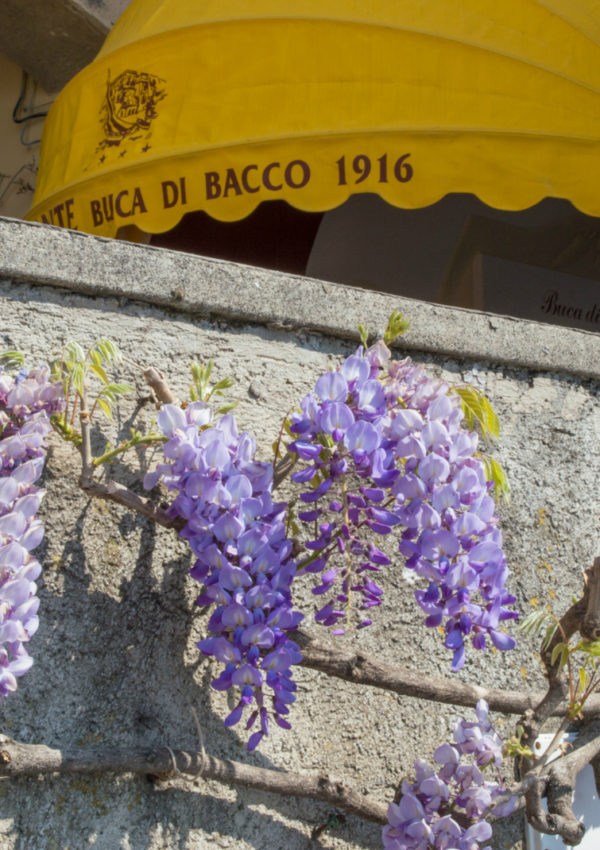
(383, 700, 516, 850)
(288, 343, 516, 669)
(383, 357, 517, 671)
(287, 346, 399, 635)
(0, 364, 63, 698)
(146, 404, 303, 750)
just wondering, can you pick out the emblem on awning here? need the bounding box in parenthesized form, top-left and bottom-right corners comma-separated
(99, 69, 166, 149)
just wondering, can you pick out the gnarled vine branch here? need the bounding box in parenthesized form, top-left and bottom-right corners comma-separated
(0, 736, 388, 825)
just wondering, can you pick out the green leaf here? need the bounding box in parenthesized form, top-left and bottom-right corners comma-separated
(93, 338, 122, 365)
(209, 376, 236, 398)
(383, 310, 410, 345)
(100, 382, 133, 398)
(358, 324, 369, 348)
(190, 359, 219, 401)
(518, 609, 547, 634)
(89, 363, 109, 384)
(65, 341, 85, 363)
(574, 640, 600, 657)
(489, 457, 510, 503)
(97, 398, 112, 420)
(580, 667, 589, 692)
(70, 362, 87, 396)
(481, 396, 500, 439)
(480, 454, 510, 504)
(452, 386, 500, 440)
(216, 402, 238, 415)
(318, 433, 335, 449)
(550, 642, 566, 667)
(0, 351, 24, 369)
(89, 349, 102, 368)
(541, 621, 559, 652)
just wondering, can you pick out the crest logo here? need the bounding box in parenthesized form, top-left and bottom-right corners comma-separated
(99, 69, 166, 149)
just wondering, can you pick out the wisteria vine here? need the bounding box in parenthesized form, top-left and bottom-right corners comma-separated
(0, 327, 534, 850)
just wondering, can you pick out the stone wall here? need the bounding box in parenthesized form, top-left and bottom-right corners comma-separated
(0, 217, 599, 849)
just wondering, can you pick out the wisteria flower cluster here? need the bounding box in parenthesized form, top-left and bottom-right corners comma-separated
(288, 341, 516, 669)
(384, 357, 517, 671)
(0, 364, 63, 698)
(146, 404, 303, 750)
(288, 344, 400, 634)
(383, 700, 515, 850)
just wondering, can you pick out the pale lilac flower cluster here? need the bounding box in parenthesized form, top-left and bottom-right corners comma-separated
(288, 343, 516, 668)
(0, 365, 63, 698)
(146, 404, 303, 750)
(384, 358, 517, 671)
(383, 700, 515, 850)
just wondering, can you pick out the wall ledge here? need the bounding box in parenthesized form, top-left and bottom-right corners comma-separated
(1, 215, 598, 379)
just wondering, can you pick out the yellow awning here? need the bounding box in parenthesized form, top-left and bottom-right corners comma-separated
(27, 0, 600, 237)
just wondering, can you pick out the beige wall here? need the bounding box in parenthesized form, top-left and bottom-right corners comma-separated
(0, 53, 53, 220)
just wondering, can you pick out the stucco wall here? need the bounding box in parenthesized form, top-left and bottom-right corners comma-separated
(0, 217, 599, 849)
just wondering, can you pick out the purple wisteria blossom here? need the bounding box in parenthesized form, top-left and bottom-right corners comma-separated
(382, 700, 515, 850)
(288, 342, 516, 669)
(147, 404, 303, 749)
(288, 348, 400, 635)
(384, 357, 517, 671)
(0, 364, 63, 698)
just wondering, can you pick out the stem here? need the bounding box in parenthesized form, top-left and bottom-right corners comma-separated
(78, 392, 93, 486)
(272, 409, 293, 475)
(582, 557, 600, 640)
(69, 389, 79, 427)
(76, 394, 179, 530)
(92, 434, 166, 466)
(79, 478, 182, 530)
(342, 475, 352, 629)
(143, 367, 179, 406)
(534, 715, 573, 771)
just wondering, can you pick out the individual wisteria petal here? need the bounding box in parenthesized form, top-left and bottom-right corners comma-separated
(344, 420, 381, 453)
(156, 403, 188, 436)
(0, 362, 63, 702)
(315, 371, 348, 402)
(320, 402, 355, 434)
(148, 404, 303, 749)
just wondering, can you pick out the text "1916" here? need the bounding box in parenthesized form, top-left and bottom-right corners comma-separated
(336, 154, 413, 186)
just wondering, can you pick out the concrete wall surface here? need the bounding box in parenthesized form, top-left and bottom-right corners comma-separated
(0, 217, 599, 849)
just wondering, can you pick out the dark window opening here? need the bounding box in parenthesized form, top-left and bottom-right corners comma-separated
(151, 200, 323, 276)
